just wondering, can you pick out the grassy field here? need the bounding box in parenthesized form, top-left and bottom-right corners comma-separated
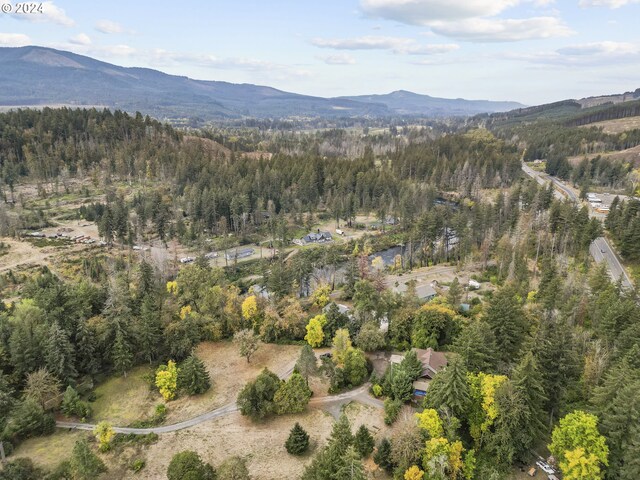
(91, 365, 159, 425)
(11, 430, 86, 470)
(581, 116, 640, 134)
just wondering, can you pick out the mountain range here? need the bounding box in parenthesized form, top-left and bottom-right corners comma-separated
(0, 46, 526, 122)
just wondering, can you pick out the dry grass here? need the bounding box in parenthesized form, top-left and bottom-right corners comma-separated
(11, 430, 86, 470)
(136, 402, 389, 480)
(582, 116, 640, 134)
(164, 341, 302, 424)
(91, 365, 160, 425)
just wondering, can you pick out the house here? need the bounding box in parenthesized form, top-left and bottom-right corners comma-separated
(323, 302, 352, 317)
(390, 347, 448, 397)
(293, 231, 333, 246)
(392, 282, 437, 302)
(225, 248, 254, 260)
(251, 284, 270, 299)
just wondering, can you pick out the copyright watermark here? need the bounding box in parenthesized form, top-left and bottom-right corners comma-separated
(1, 3, 44, 14)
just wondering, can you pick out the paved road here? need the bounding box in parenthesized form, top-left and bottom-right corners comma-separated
(56, 382, 382, 435)
(521, 164, 633, 290)
(590, 237, 633, 289)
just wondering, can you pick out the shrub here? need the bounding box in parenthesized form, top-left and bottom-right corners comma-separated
(384, 398, 403, 425)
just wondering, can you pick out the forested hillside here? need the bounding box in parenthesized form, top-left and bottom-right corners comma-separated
(0, 107, 639, 480)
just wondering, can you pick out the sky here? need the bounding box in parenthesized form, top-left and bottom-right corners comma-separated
(1, 0, 639, 105)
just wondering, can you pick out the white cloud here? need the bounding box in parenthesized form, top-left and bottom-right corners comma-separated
(69, 33, 91, 46)
(360, 0, 520, 23)
(430, 16, 573, 42)
(95, 20, 125, 34)
(148, 49, 311, 79)
(318, 54, 357, 65)
(407, 43, 460, 54)
(10, 1, 74, 27)
(359, 0, 572, 42)
(579, 0, 640, 7)
(505, 41, 640, 65)
(0, 33, 31, 46)
(312, 35, 414, 51)
(311, 35, 458, 55)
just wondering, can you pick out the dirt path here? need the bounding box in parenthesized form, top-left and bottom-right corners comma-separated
(55, 384, 380, 435)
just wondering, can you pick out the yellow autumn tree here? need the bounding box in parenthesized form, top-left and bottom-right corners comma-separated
(242, 295, 259, 321)
(332, 328, 353, 366)
(561, 447, 603, 480)
(94, 421, 115, 451)
(404, 465, 425, 480)
(311, 284, 332, 309)
(304, 314, 326, 347)
(155, 360, 179, 401)
(166, 280, 178, 295)
(415, 408, 444, 438)
(179, 304, 192, 320)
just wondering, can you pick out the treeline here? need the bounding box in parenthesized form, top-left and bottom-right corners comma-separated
(565, 97, 640, 127)
(605, 197, 640, 262)
(0, 107, 181, 201)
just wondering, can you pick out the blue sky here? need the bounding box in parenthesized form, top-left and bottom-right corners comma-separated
(1, 0, 639, 104)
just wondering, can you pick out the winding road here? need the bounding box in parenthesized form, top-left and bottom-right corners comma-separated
(56, 361, 383, 435)
(522, 163, 633, 290)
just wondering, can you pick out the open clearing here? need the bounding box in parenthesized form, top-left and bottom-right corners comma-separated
(581, 116, 640, 134)
(137, 402, 389, 480)
(11, 429, 85, 470)
(164, 341, 303, 424)
(80, 342, 305, 427)
(567, 143, 640, 167)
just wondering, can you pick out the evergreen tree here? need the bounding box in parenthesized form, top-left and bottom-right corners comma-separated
(74, 319, 99, 375)
(178, 354, 211, 395)
(69, 439, 106, 480)
(137, 294, 163, 364)
(329, 414, 354, 451)
(354, 424, 375, 458)
(484, 285, 528, 367)
(274, 372, 312, 414)
(452, 319, 497, 373)
(391, 366, 414, 402)
(399, 350, 424, 381)
(111, 325, 133, 377)
(373, 438, 395, 473)
(447, 277, 464, 307)
(511, 352, 548, 449)
(424, 356, 470, 419)
(44, 321, 77, 383)
(61, 386, 90, 418)
(295, 344, 318, 383)
(336, 447, 367, 480)
(534, 317, 580, 423)
(285, 422, 310, 455)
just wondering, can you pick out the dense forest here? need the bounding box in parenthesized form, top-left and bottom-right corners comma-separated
(0, 107, 639, 480)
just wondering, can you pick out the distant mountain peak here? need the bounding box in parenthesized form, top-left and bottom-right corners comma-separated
(0, 45, 524, 121)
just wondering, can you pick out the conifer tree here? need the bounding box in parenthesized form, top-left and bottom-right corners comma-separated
(295, 344, 318, 383)
(511, 352, 547, 446)
(69, 439, 106, 480)
(424, 356, 470, 419)
(354, 424, 375, 458)
(285, 422, 310, 455)
(178, 354, 211, 395)
(44, 321, 77, 383)
(137, 294, 163, 364)
(484, 285, 528, 367)
(336, 447, 367, 480)
(111, 326, 133, 377)
(373, 438, 395, 473)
